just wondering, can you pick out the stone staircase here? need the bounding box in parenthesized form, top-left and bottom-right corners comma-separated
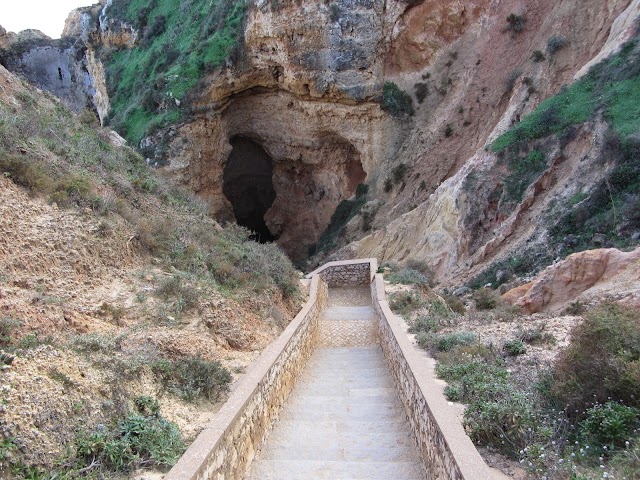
(245, 288, 424, 479)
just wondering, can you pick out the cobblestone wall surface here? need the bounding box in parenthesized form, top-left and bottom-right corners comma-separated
(371, 274, 495, 480)
(165, 276, 328, 480)
(305, 258, 377, 287)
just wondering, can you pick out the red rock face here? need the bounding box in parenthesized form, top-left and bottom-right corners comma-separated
(503, 247, 640, 313)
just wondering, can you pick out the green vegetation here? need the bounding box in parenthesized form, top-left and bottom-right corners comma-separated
(381, 82, 415, 117)
(551, 303, 640, 413)
(309, 184, 369, 256)
(502, 149, 548, 203)
(432, 303, 640, 478)
(472, 288, 498, 310)
(505, 13, 526, 36)
(547, 34, 569, 55)
(387, 269, 431, 287)
(0, 317, 20, 347)
(3, 397, 185, 478)
(151, 355, 232, 402)
(418, 331, 476, 352)
(0, 93, 299, 300)
(503, 339, 526, 356)
(388, 291, 427, 317)
(103, 0, 247, 144)
(493, 40, 640, 153)
(579, 402, 640, 450)
(531, 49, 546, 62)
(549, 131, 640, 255)
(444, 123, 454, 137)
(414, 82, 429, 103)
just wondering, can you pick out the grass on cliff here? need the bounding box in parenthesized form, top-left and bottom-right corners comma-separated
(308, 184, 369, 257)
(0, 54, 299, 479)
(479, 37, 640, 274)
(103, 0, 247, 145)
(0, 87, 298, 300)
(491, 40, 640, 152)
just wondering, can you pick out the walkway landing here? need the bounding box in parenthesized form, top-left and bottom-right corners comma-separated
(245, 288, 423, 480)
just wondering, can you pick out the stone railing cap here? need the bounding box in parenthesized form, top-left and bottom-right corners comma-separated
(304, 258, 377, 280)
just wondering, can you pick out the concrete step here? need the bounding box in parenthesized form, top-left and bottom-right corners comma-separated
(322, 306, 376, 321)
(264, 419, 413, 437)
(263, 430, 416, 450)
(245, 303, 423, 480)
(247, 460, 424, 480)
(259, 443, 417, 463)
(285, 394, 398, 409)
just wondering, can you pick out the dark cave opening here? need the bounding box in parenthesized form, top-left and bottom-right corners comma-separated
(222, 136, 277, 243)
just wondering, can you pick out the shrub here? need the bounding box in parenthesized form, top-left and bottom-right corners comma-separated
(473, 288, 498, 310)
(506, 13, 526, 35)
(516, 324, 556, 345)
(328, 3, 340, 22)
(0, 317, 20, 347)
(579, 402, 640, 450)
(444, 123, 454, 137)
(71, 333, 121, 353)
(434, 332, 476, 351)
(387, 268, 431, 286)
(313, 194, 366, 255)
(531, 50, 546, 62)
(408, 316, 439, 334)
(547, 34, 569, 55)
(391, 163, 409, 184)
(503, 149, 548, 203)
(0, 152, 52, 192)
(355, 183, 369, 197)
(503, 339, 527, 356)
(442, 294, 466, 314)
(551, 303, 640, 413)
(563, 300, 586, 315)
(389, 291, 426, 317)
(381, 82, 415, 116)
(152, 355, 232, 402)
(414, 82, 429, 103)
(50, 175, 94, 207)
(420, 332, 477, 352)
(155, 274, 201, 312)
(75, 406, 184, 472)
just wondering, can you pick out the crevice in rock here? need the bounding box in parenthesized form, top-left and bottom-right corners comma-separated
(222, 136, 277, 242)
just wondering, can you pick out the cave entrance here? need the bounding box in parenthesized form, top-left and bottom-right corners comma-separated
(223, 136, 277, 242)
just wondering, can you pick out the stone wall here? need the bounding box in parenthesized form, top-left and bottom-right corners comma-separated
(164, 275, 328, 480)
(305, 258, 377, 287)
(371, 273, 495, 480)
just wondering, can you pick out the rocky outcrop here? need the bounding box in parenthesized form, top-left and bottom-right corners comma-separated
(503, 247, 640, 313)
(200, 0, 401, 104)
(338, 0, 637, 282)
(0, 28, 103, 120)
(165, 90, 402, 261)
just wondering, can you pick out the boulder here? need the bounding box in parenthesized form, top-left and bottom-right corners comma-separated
(503, 247, 640, 313)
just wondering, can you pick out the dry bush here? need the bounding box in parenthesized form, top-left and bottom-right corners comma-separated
(551, 303, 640, 413)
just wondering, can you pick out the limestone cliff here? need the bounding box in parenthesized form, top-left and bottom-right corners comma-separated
(3, 0, 639, 284)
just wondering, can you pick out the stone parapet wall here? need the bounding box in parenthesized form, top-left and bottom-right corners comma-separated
(371, 273, 495, 480)
(305, 258, 377, 287)
(165, 275, 328, 480)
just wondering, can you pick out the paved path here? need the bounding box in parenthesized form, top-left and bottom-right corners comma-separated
(245, 288, 423, 479)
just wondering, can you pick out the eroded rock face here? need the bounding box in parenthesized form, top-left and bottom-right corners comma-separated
(167, 89, 399, 260)
(0, 25, 108, 122)
(503, 247, 640, 313)
(337, 0, 637, 281)
(201, 0, 399, 103)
